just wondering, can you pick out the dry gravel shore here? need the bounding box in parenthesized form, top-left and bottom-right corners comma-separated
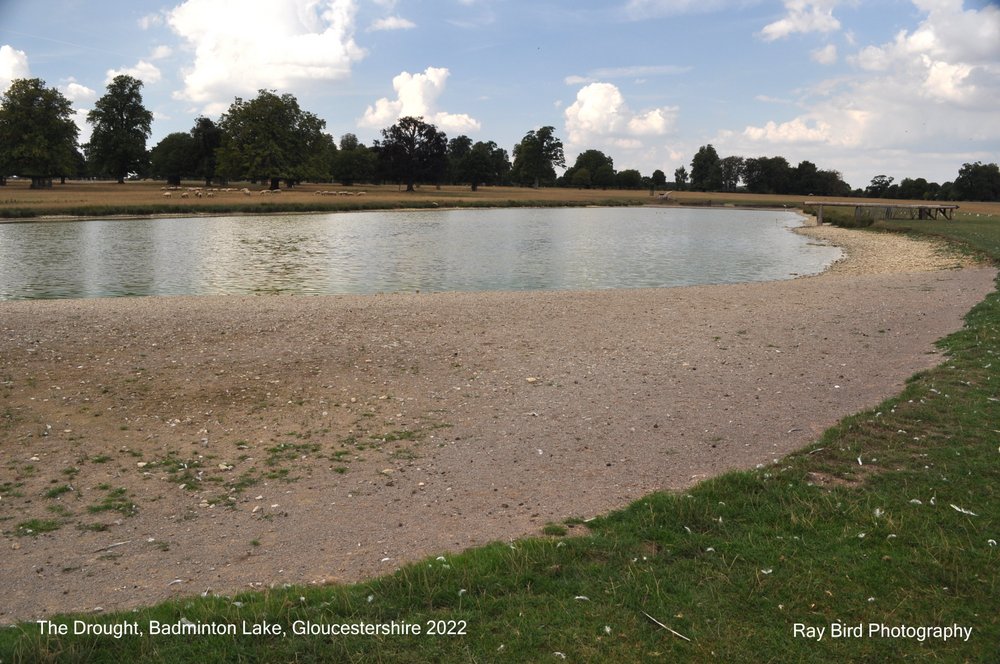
(0, 223, 995, 622)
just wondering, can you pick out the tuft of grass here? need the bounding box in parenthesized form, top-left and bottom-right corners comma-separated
(86, 487, 138, 517)
(15, 519, 62, 537)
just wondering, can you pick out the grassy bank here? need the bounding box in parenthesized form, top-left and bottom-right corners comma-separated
(7, 179, 998, 221)
(2, 212, 999, 662)
(0, 181, 655, 219)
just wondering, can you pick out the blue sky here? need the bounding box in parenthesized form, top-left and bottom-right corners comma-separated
(1, 0, 998, 188)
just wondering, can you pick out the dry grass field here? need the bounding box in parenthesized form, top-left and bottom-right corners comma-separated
(0, 179, 648, 215)
(3, 178, 998, 218)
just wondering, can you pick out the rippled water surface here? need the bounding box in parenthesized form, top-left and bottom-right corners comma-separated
(0, 207, 841, 300)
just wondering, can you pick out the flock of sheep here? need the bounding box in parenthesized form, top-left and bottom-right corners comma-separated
(313, 190, 368, 196)
(159, 186, 369, 198)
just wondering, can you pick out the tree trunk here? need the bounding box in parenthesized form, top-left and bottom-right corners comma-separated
(30, 177, 53, 189)
(117, 175, 125, 184)
(269, 177, 281, 190)
(470, 182, 479, 192)
(0, 176, 6, 186)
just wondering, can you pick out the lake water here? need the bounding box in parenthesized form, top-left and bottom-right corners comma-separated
(0, 207, 840, 300)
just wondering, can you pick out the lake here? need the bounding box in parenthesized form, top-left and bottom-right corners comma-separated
(0, 207, 840, 300)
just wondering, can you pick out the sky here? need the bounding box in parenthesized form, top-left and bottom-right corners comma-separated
(1, 0, 998, 189)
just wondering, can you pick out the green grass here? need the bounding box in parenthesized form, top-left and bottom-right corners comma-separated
(3, 213, 999, 662)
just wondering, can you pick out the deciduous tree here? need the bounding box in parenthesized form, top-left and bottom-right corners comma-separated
(149, 132, 197, 186)
(216, 90, 327, 189)
(375, 116, 448, 192)
(0, 78, 79, 188)
(690, 144, 722, 191)
(954, 162, 1000, 201)
(511, 126, 564, 188)
(86, 75, 153, 183)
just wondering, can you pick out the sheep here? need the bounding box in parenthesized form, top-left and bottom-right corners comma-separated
(180, 192, 189, 198)
(162, 192, 172, 198)
(206, 191, 215, 198)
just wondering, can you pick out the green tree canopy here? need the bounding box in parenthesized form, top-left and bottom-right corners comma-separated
(86, 75, 153, 184)
(563, 149, 613, 188)
(616, 169, 643, 190)
(335, 134, 376, 186)
(216, 89, 327, 189)
(149, 132, 198, 186)
(456, 140, 508, 191)
(375, 116, 448, 192)
(651, 169, 667, 191)
(511, 126, 565, 188)
(690, 144, 723, 191)
(571, 167, 592, 189)
(954, 162, 1000, 201)
(743, 156, 793, 194)
(593, 163, 616, 189)
(719, 156, 744, 192)
(191, 116, 222, 186)
(865, 174, 895, 198)
(673, 166, 688, 190)
(0, 78, 79, 188)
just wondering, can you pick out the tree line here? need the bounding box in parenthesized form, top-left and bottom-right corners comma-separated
(1, 76, 998, 201)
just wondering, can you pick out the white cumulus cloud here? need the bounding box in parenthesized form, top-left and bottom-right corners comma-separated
(759, 0, 842, 41)
(563, 82, 680, 174)
(167, 0, 365, 113)
(106, 60, 162, 85)
(564, 82, 677, 146)
(369, 15, 416, 31)
(61, 80, 97, 104)
(359, 66, 481, 133)
(0, 45, 30, 93)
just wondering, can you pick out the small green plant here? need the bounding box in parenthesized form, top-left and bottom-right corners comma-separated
(541, 523, 567, 536)
(15, 519, 61, 536)
(44, 485, 73, 499)
(87, 487, 137, 516)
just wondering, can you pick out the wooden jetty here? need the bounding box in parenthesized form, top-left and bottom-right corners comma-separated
(808, 201, 959, 224)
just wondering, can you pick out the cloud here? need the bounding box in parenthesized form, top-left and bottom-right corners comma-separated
(167, 0, 365, 112)
(60, 80, 97, 104)
(359, 66, 481, 133)
(565, 64, 691, 85)
(624, 0, 734, 20)
(759, 1, 842, 41)
(369, 15, 416, 31)
(150, 45, 174, 60)
(0, 45, 30, 92)
(810, 43, 837, 64)
(564, 83, 677, 150)
(106, 60, 162, 85)
(138, 12, 166, 29)
(723, 0, 1000, 185)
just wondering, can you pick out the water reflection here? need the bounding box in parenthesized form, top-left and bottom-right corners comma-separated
(0, 207, 841, 300)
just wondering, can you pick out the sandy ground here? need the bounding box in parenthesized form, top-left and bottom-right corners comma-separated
(0, 222, 995, 623)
